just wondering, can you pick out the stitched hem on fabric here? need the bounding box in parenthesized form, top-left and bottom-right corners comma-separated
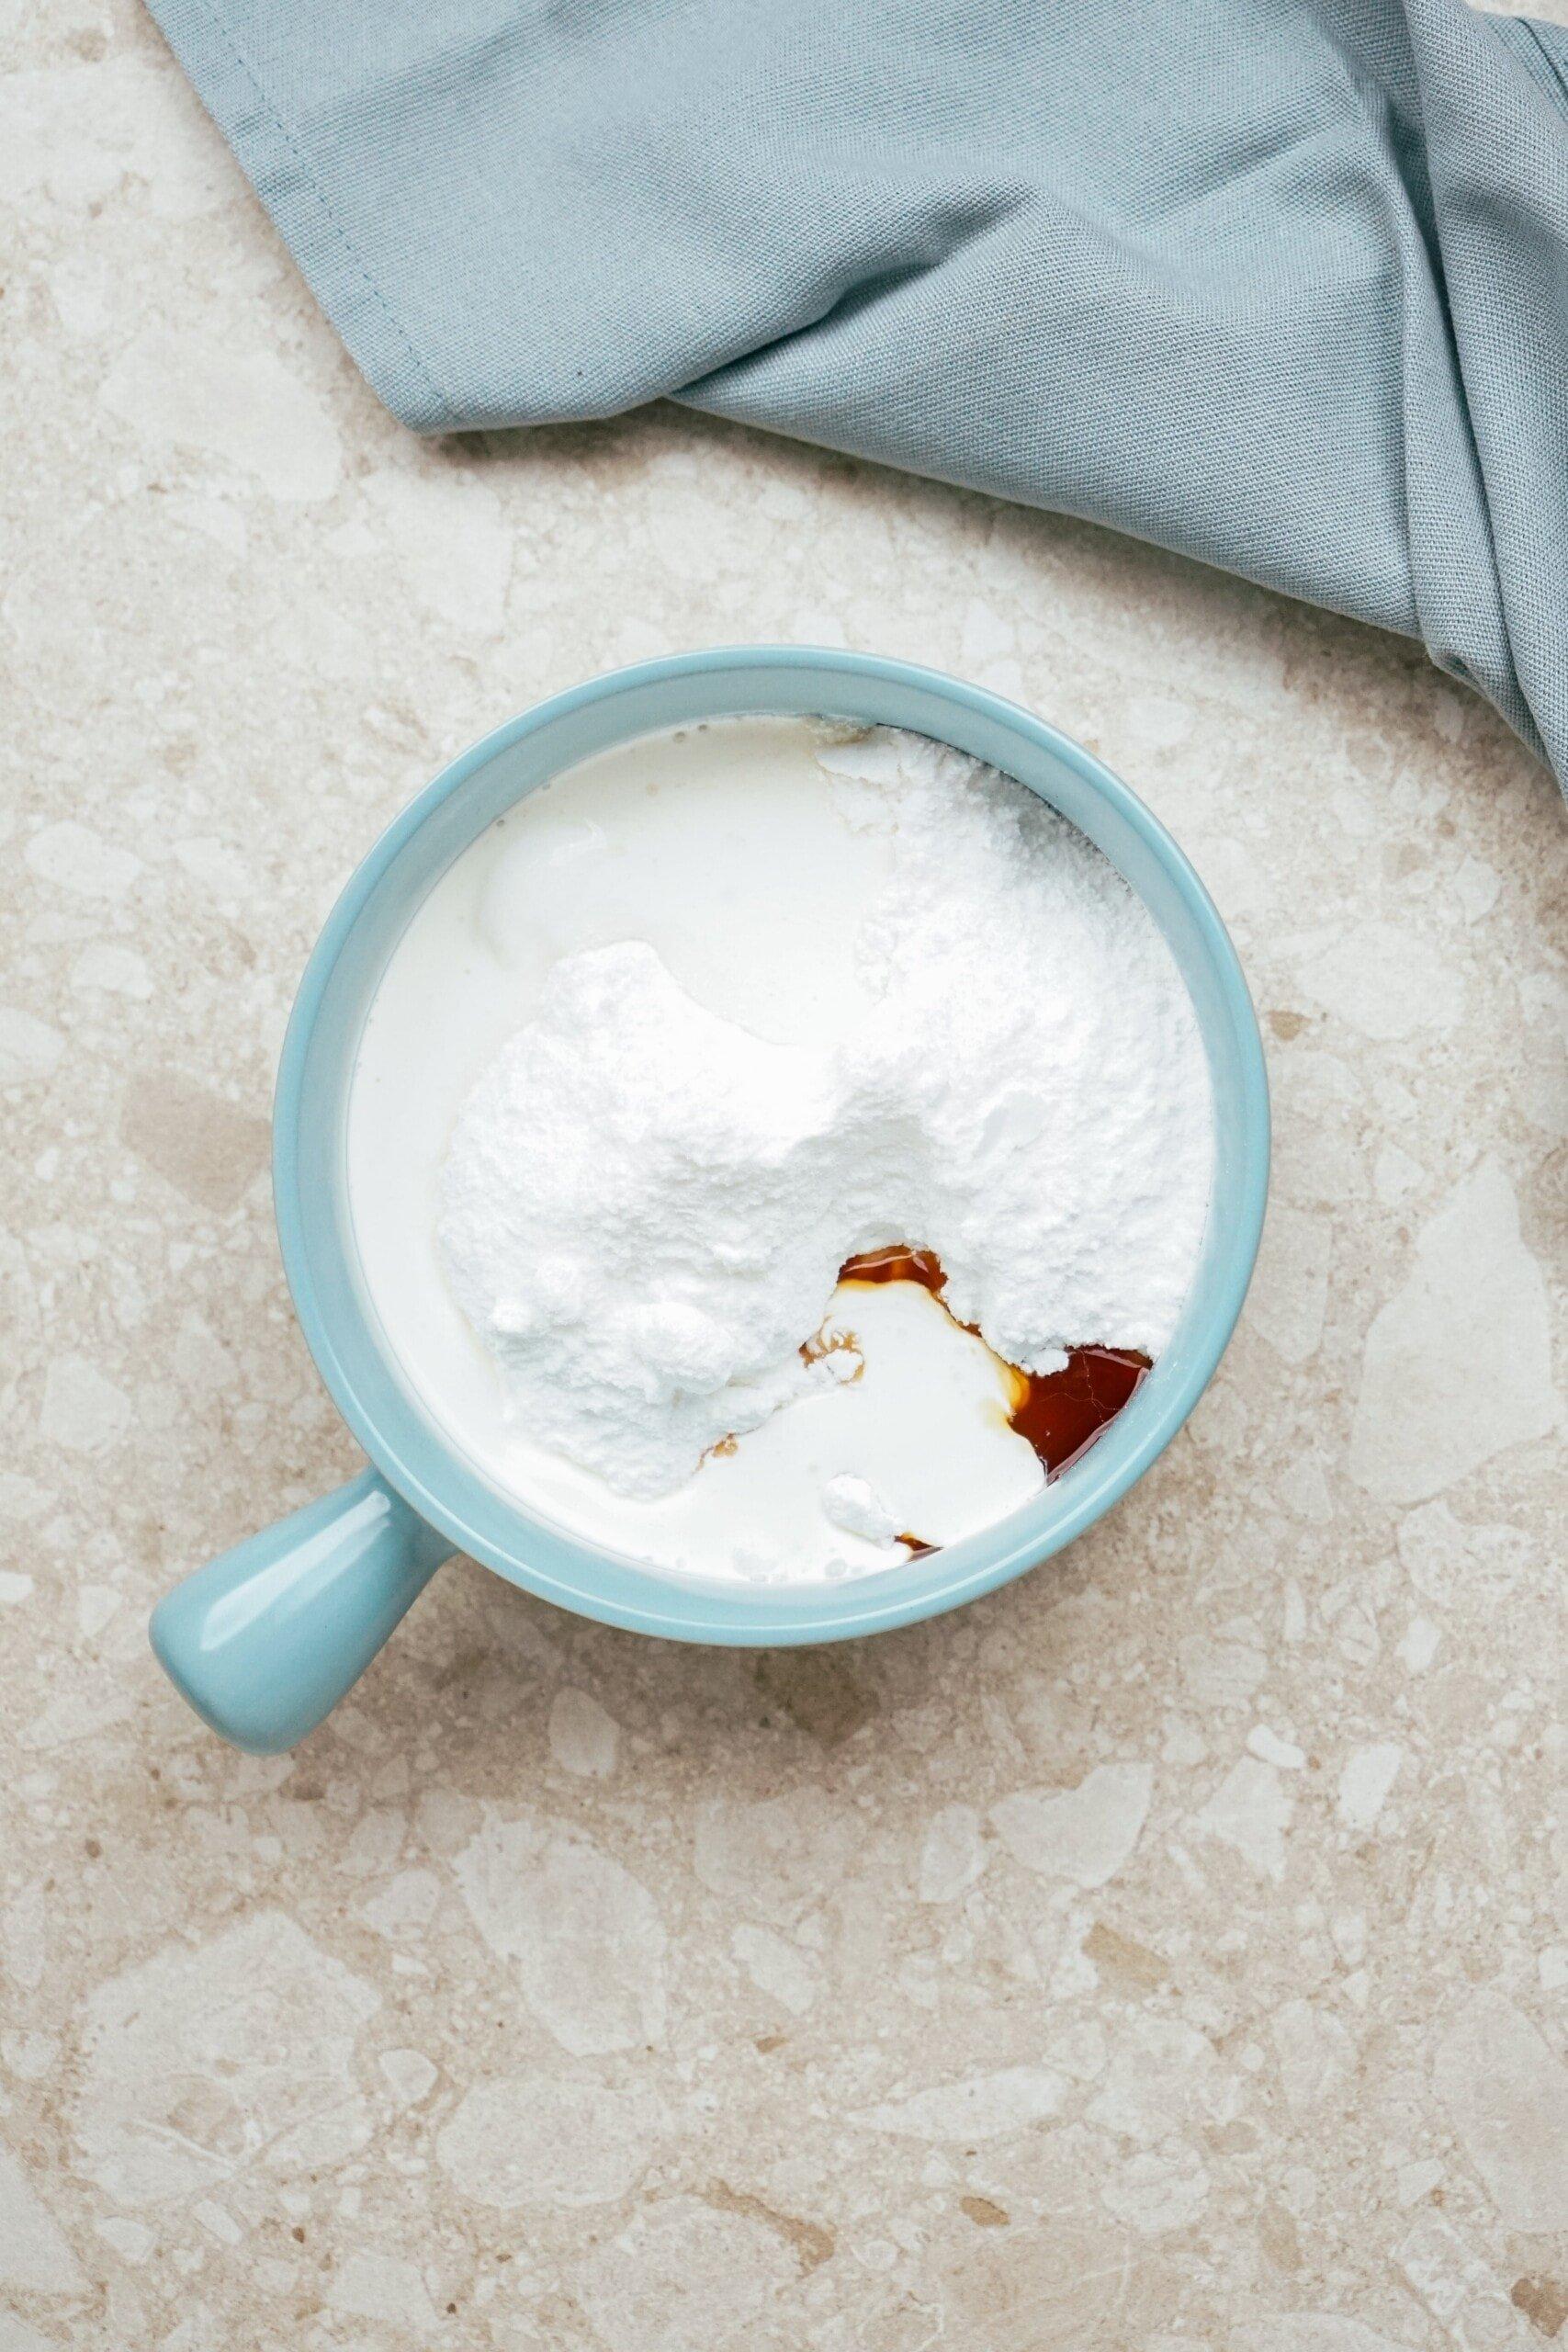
(143, 0, 459, 430)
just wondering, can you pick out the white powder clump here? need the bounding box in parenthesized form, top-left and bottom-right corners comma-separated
(438, 729, 1213, 1497)
(820, 1475, 901, 1544)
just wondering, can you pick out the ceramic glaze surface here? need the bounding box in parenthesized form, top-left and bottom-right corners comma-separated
(267, 647, 1265, 1647)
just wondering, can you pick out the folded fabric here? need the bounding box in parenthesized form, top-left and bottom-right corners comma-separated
(148, 0, 1568, 786)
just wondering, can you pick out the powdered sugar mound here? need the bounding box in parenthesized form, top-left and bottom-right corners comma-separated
(438, 944, 845, 1491)
(438, 729, 1213, 1497)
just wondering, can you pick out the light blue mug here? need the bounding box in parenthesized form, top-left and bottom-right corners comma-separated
(151, 649, 1269, 1752)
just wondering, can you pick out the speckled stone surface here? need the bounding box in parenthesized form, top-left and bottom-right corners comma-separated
(4, 5, 1567, 2346)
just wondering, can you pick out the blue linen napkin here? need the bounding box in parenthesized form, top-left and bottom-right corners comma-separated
(147, 0, 1568, 785)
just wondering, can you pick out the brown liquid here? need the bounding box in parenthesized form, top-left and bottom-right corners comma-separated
(836, 1244, 1151, 1482)
(840, 1244, 947, 1297)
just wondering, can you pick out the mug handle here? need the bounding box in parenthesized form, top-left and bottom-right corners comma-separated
(150, 1466, 454, 1753)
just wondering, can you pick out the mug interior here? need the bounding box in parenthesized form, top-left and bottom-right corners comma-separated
(274, 650, 1269, 1644)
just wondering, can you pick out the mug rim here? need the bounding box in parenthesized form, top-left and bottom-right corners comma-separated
(273, 647, 1269, 1644)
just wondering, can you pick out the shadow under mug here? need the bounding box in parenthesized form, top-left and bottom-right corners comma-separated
(151, 648, 1269, 1752)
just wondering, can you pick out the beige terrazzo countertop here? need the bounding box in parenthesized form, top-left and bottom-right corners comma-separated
(4, 4, 1567, 2346)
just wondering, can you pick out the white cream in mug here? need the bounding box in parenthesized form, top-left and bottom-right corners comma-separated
(347, 718, 1213, 1583)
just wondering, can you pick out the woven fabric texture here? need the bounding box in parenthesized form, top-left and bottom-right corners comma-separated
(148, 0, 1568, 782)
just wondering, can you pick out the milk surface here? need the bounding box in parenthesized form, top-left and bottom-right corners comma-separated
(347, 717, 1053, 1582)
